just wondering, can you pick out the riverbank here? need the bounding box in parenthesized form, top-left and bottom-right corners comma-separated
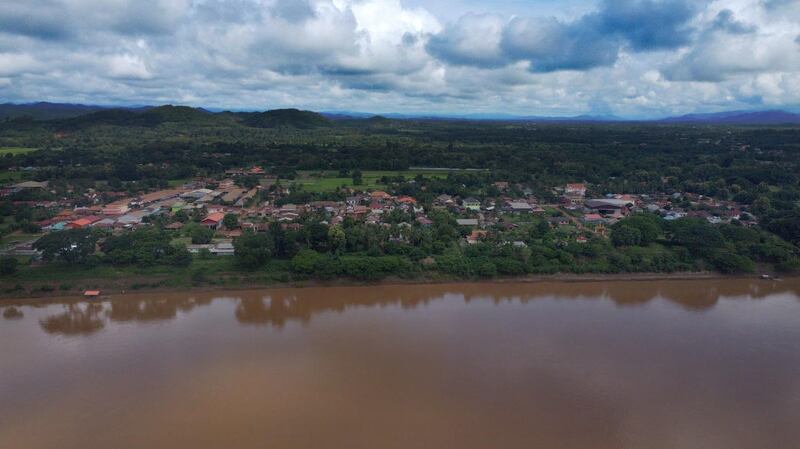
(0, 270, 761, 301)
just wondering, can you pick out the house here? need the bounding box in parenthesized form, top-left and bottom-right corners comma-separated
(548, 216, 570, 226)
(456, 218, 479, 227)
(370, 190, 392, 201)
(506, 201, 533, 213)
(186, 244, 214, 254)
(466, 230, 488, 244)
(434, 194, 454, 206)
(211, 242, 235, 256)
(565, 183, 586, 196)
(396, 196, 417, 205)
(181, 189, 213, 201)
(44, 221, 68, 232)
(93, 218, 116, 229)
(494, 181, 510, 190)
(416, 216, 433, 226)
(102, 200, 130, 216)
(67, 215, 101, 229)
(220, 188, 246, 204)
(462, 197, 481, 211)
(583, 213, 605, 224)
(585, 198, 632, 216)
(201, 212, 225, 230)
(135, 188, 185, 206)
(13, 181, 49, 190)
(164, 222, 185, 231)
(564, 183, 587, 205)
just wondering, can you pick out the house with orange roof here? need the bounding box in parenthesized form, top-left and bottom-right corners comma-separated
(67, 215, 101, 229)
(466, 230, 488, 245)
(102, 199, 130, 216)
(370, 190, 392, 200)
(201, 212, 225, 230)
(396, 196, 417, 205)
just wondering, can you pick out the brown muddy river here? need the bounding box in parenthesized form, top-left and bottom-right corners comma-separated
(1, 279, 799, 449)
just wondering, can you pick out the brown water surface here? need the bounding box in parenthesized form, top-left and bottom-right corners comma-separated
(1, 279, 799, 449)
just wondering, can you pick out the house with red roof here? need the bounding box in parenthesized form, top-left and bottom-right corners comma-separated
(67, 215, 101, 229)
(201, 212, 225, 230)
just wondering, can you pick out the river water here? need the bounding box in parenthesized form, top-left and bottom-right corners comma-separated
(1, 279, 799, 449)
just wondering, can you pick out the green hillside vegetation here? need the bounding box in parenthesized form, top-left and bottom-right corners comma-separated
(242, 109, 330, 128)
(0, 102, 105, 120)
(56, 105, 228, 130)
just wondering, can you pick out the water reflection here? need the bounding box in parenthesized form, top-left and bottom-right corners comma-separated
(0, 278, 796, 337)
(38, 303, 104, 336)
(107, 296, 213, 322)
(2, 306, 23, 319)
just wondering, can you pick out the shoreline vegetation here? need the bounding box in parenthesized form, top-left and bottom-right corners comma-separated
(0, 269, 776, 301)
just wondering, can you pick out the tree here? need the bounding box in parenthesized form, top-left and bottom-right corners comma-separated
(752, 196, 772, 216)
(223, 213, 239, 229)
(671, 219, 724, 257)
(163, 246, 192, 267)
(709, 250, 755, 274)
(174, 210, 189, 223)
(352, 170, 363, 186)
(0, 257, 18, 276)
(535, 220, 551, 238)
(616, 214, 662, 245)
(611, 226, 642, 247)
(328, 225, 346, 254)
(233, 232, 273, 269)
(101, 228, 189, 267)
(34, 229, 97, 264)
(187, 224, 214, 244)
(290, 249, 324, 274)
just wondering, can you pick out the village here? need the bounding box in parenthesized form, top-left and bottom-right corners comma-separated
(0, 169, 757, 259)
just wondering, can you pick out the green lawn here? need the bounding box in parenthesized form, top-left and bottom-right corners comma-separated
(0, 232, 42, 247)
(168, 178, 191, 187)
(296, 169, 453, 192)
(0, 171, 25, 182)
(0, 147, 38, 156)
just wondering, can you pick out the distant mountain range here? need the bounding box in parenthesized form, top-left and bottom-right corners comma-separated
(2, 102, 800, 125)
(656, 110, 800, 125)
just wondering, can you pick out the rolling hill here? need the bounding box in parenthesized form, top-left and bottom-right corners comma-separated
(241, 108, 330, 128)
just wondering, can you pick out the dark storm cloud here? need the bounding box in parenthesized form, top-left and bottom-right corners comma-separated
(709, 9, 758, 35)
(596, 0, 696, 51)
(0, 2, 72, 40)
(271, 0, 316, 22)
(427, 0, 697, 72)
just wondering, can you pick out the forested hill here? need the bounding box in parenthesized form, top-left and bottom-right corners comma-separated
(57, 105, 224, 130)
(1, 105, 332, 130)
(240, 109, 330, 128)
(0, 102, 107, 120)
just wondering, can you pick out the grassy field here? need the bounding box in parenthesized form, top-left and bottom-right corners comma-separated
(168, 178, 192, 187)
(0, 147, 38, 156)
(295, 169, 458, 192)
(0, 171, 25, 183)
(0, 232, 42, 247)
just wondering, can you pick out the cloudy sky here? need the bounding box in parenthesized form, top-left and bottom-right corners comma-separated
(1, 0, 799, 118)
